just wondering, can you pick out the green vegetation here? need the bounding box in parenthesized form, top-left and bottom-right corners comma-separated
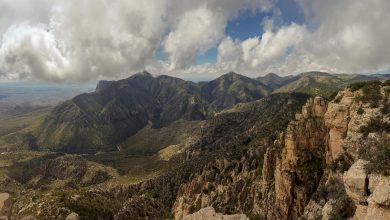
(382, 80, 390, 86)
(311, 177, 355, 219)
(330, 153, 353, 172)
(359, 117, 390, 138)
(349, 81, 381, 92)
(119, 120, 200, 155)
(294, 81, 340, 98)
(381, 99, 389, 115)
(357, 107, 364, 115)
(352, 81, 382, 107)
(298, 158, 325, 172)
(359, 135, 390, 176)
(0, 107, 48, 151)
(274, 71, 387, 99)
(64, 191, 122, 219)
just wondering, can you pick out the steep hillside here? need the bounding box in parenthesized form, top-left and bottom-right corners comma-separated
(201, 72, 271, 112)
(172, 80, 390, 219)
(274, 71, 385, 98)
(35, 72, 208, 153)
(256, 73, 299, 90)
(1, 93, 309, 219)
(33, 72, 272, 153)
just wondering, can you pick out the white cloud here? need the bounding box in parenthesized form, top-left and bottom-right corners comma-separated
(163, 0, 276, 70)
(1, 0, 389, 81)
(214, 0, 390, 76)
(0, 0, 275, 81)
(290, 0, 390, 73)
(216, 24, 307, 75)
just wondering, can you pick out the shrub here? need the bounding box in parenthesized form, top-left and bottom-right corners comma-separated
(385, 88, 390, 96)
(349, 81, 381, 92)
(330, 154, 353, 172)
(357, 107, 364, 115)
(382, 80, 390, 86)
(359, 117, 390, 138)
(350, 81, 382, 107)
(358, 135, 390, 176)
(381, 100, 389, 115)
(311, 177, 355, 219)
(326, 177, 356, 220)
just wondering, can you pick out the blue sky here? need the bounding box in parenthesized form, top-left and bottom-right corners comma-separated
(196, 0, 306, 65)
(156, 0, 306, 66)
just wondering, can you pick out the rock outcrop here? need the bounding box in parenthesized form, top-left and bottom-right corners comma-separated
(272, 97, 328, 219)
(183, 207, 249, 220)
(259, 82, 389, 219)
(343, 159, 370, 203)
(344, 162, 390, 220)
(66, 212, 80, 220)
(0, 193, 11, 219)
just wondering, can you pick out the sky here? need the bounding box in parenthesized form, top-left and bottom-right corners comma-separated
(0, 0, 389, 82)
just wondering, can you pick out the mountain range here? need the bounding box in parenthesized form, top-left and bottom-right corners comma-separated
(23, 71, 389, 153)
(0, 71, 390, 219)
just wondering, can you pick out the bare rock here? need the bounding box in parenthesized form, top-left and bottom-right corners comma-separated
(66, 212, 80, 220)
(182, 207, 248, 220)
(343, 160, 369, 203)
(370, 185, 390, 207)
(0, 193, 11, 218)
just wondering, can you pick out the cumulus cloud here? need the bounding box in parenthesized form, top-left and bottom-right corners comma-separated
(215, 0, 390, 76)
(216, 23, 307, 74)
(0, 0, 275, 81)
(0, 0, 168, 82)
(290, 0, 390, 73)
(163, 0, 275, 70)
(1, 0, 389, 81)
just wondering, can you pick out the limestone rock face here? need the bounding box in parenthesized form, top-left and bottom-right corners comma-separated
(343, 159, 370, 203)
(345, 163, 390, 220)
(182, 207, 249, 220)
(66, 212, 80, 220)
(0, 193, 11, 219)
(370, 185, 390, 207)
(324, 90, 378, 163)
(365, 175, 390, 220)
(273, 97, 328, 219)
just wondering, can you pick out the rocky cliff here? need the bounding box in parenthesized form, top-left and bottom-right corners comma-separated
(265, 81, 390, 219)
(3, 81, 389, 220)
(173, 81, 390, 219)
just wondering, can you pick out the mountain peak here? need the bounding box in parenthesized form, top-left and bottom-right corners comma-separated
(95, 80, 113, 93)
(136, 70, 153, 77)
(264, 72, 280, 77)
(218, 72, 245, 81)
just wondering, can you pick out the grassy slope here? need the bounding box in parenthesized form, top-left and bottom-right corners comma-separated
(274, 72, 382, 98)
(0, 107, 49, 151)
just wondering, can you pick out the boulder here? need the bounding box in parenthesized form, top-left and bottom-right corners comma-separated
(66, 212, 80, 220)
(343, 160, 369, 203)
(370, 185, 390, 207)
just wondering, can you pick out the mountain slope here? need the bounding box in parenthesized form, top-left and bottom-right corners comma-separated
(34, 72, 272, 153)
(256, 73, 299, 90)
(201, 72, 271, 112)
(273, 71, 383, 98)
(1, 93, 310, 220)
(36, 72, 208, 153)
